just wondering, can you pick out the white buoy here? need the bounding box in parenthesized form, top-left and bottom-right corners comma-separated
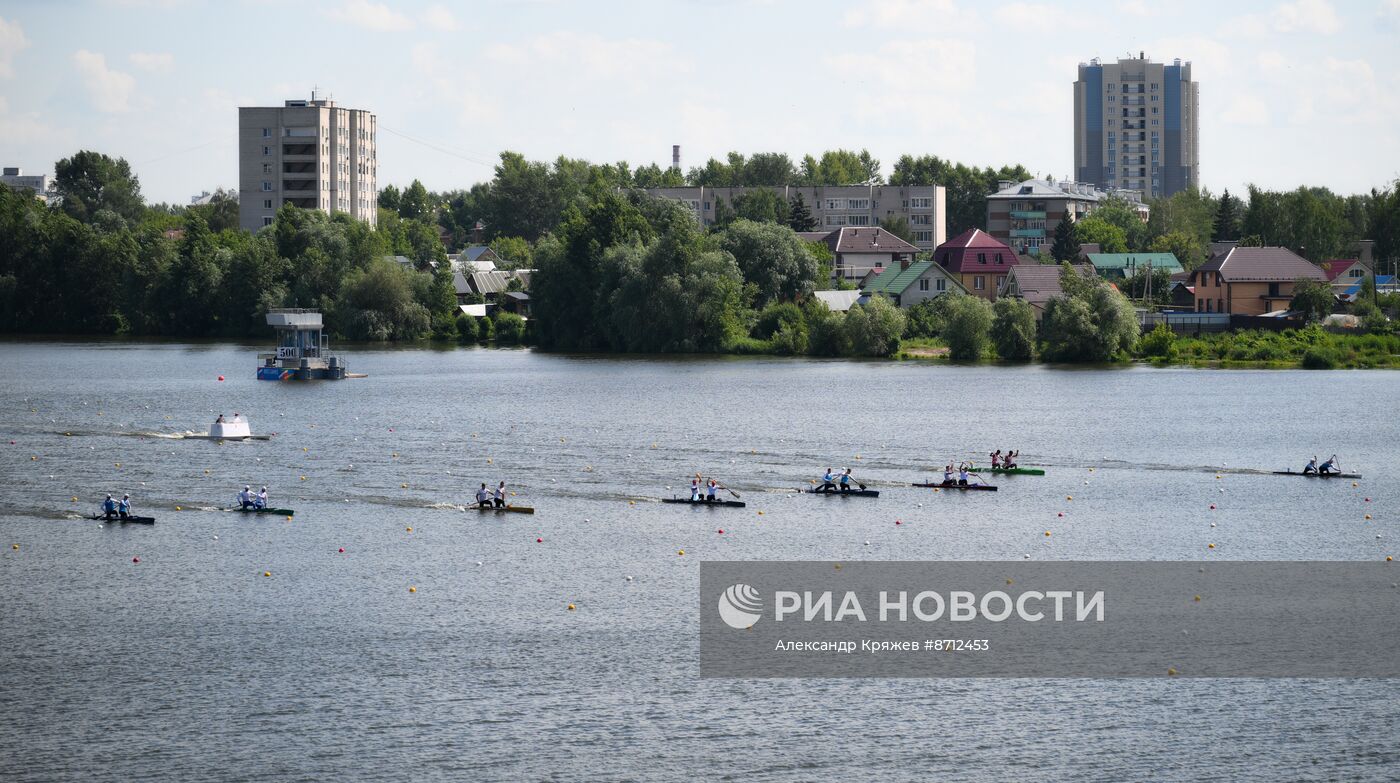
(625, 576, 634, 581)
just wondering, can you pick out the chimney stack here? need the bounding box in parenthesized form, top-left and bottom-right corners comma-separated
(671, 145, 681, 171)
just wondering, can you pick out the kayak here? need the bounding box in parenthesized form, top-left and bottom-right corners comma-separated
(662, 498, 747, 508)
(805, 487, 880, 498)
(1272, 471, 1362, 479)
(911, 482, 999, 492)
(89, 515, 155, 524)
(986, 467, 1044, 476)
(227, 507, 296, 516)
(474, 504, 535, 514)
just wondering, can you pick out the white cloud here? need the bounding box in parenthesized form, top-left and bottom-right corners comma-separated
(1273, 0, 1340, 33)
(1221, 94, 1271, 126)
(73, 49, 135, 113)
(422, 3, 460, 31)
(0, 16, 29, 78)
(1116, 0, 1153, 16)
(843, 0, 972, 28)
(327, 0, 413, 32)
(485, 32, 681, 84)
(994, 3, 1074, 29)
(129, 51, 174, 71)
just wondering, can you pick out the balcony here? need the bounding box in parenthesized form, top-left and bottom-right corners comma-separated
(1009, 210, 1045, 219)
(282, 143, 316, 157)
(283, 161, 316, 175)
(282, 180, 316, 192)
(1009, 228, 1046, 238)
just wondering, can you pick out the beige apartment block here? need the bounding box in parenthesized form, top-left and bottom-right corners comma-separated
(1074, 53, 1198, 198)
(644, 185, 947, 251)
(238, 93, 377, 232)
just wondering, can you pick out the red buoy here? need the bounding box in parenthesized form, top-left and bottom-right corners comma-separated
(338, 548, 345, 553)
(1210, 504, 1216, 510)
(536, 537, 543, 543)
(132, 556, 140, 563)
(895, 519, 902, 525)
(217, 375, 224, 381)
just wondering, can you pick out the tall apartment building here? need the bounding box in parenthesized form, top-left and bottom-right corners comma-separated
(238, 93, 377, 232)
(985, 178, 1147, 256)
(1074, 54, 1198, 199)
(642, 185, 946, 251)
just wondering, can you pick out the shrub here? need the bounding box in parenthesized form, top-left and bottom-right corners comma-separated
(991, 297, 1036, 361)
(455, 313, 479, 342)
(1301, 346, 1338, 369)
(753, 301, 805, 340)
(943, 296, 993, 361)
(1135, 322, 1177, 361)
(842, 296, 907, 357)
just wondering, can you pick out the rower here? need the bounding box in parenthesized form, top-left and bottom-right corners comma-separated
(494, 481, 506, 508)
(691, 474, 702, 501)
(118, 494, 132, 520)
(958, 463, 970, 487)
(238, 485, 255, 509)
(102, 494, 118, 520)
(215, 414, 225, 424)
(942, 464, 955, 487)
(256, 486, 268, 509)
(990, 450, 1001, 468)
(838, 468, 853, 493)
(706, 478, 719, 502)
(1303, 456, 1318, 475)
(820, 468, 836, 492)
(475, 483, 491, 508)
(1319, 455, 1339, 475)
(1004, 450, 1018, 470)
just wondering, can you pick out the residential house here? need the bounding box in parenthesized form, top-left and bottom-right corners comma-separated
(1340, 275, 1395, 302)
(458, 246, 502, 272)
(500, 291, 531, 317)
(998, 264, 1097, 320)
(1189, 247, 1326, 315)
(862, 258, 966, 308)
(1321, 258, 1371, 297)
(986, 178, 1148, 257)
(932, 228, 1030, 301)
(1084, 252, 1183, 279)
(814, 227, 921, 284)
(1166, 280, 1195, 310)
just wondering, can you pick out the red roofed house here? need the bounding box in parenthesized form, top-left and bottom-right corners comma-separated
(1320, 258, 1372, 296)
(933, 228, 1030, 301)
(1189, 246, 1327, 315)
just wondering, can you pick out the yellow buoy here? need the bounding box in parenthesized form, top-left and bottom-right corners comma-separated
(757, 511, 764, 516)
(11, 544, 18, 550)
(302, 447, 308, 452)
(1194, 595, 1202, 602)
(409, 586, 417, 593)
(834, 564, 842, 570)
(285, 515, 292, 521)
(1066, 496, 1073, 501)
(263, 571, 271, 577)
(300, 476, 306, 481)
(204, 469, 210, 474)
(406, 527, 413, 533)
(629, 500, 635, 506)
(567, 603, 576, 611)
(1387, 556, 1393, 562)
(175, 506, 182, 511)
(1006, 579, 1014, 585)
(1044, 531, 1052, 536)
(401, 483, 408, 488)
(1353, 482, 1359, 487)
(1207, 543, 1216, 549)
(1365, 514, 1372, 520)
(115, 462, 121, 468)
(1167, 667, 1178, 676)
(71, 496, 77, 502)
(677, 549, 685, 556)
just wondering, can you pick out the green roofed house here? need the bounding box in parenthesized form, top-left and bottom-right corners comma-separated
(862, 258, 966, 308)
(1083, 252, 1183, 279)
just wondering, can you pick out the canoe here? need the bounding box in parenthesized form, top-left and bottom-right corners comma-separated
(805, 487, 880, 498)
(89, 515, 155, 524)
(474, 504, 535, 514)
(662, 498, 748, 508)
(227, 507, 296, 516)
(1271, 471, 1362, 479)
(911, 482, 999, 492)
(986, 467, 1044, 476)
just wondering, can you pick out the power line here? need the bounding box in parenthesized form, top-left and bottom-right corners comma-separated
(138, 135, 236, 166)
(379, 126, 496, 167)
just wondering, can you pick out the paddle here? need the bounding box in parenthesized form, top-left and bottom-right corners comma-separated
(716, 481, 741, 500)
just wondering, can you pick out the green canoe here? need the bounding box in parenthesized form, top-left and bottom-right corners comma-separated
(986, 466, 1044, 476)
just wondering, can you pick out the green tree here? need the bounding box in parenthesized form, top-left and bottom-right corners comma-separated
(789, 192, 817, 231)
(54, 150, 145, 224)
(878, 215, 913, 243)
(798, 149, 882, 186)
(1290, 278, 1335, 322)
(991, 297, 1036, 360)
(731, 189, 790, 224)
(1145, 187, 1213, 265)
(378, 184, 402, 212)
(494, 311, 527, 343)
(1039, 263, 1138, 362)
(1088, 196, 1149, 250)
(1050, 216, 1079, 261)
(903, 294, 962, 339)
(890, 155, 1032, 237)
(334, 259, 431, 340)
(943, 295, 993, 361)
(399, 180, 431, 221)
(842, 295, 906, 356)
(1212, 188, 1241, 241)
(1073, 215, 1128, 253)
(716, 219, 820, 306)
(488, 236, 533, 269)
(1148, 230, 1201, 270)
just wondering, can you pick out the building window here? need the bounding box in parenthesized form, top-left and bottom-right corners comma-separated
(913, 231, 932, 243)
(848, 215, 870, 226)
(263, 199, 273, 209)
(911, 214, 931, 225)
(262, 128, 271, 138)
(919, 278, 930, 292)
(974, 276, 985, 290)
(994, 253, 1003, 263)
(847, 199, 870, 209)
(261, 181, 272, 191)
(936, 278, 946, 292)
(909, 197, 932, 209)
(977, 253, 987, 264)
(825, 199, 841, 210)
(262, 163, 272, 174)
(262, 216, 273, 227)
(263, 145, 272, 156)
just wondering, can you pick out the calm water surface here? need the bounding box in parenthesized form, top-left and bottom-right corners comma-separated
(1, 341, 1397, 781)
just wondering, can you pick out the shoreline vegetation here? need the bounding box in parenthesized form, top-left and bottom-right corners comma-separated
(3, 149, 1398, 369)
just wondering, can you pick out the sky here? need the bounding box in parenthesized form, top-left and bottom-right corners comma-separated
(1, 0, 1398, 204)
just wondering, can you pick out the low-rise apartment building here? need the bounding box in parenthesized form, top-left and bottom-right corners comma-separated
(644, 184, 946, 251)
(985, 178, 1148, 257)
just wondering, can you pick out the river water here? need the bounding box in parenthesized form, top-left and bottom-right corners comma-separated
(1, 340, 1397, 781)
